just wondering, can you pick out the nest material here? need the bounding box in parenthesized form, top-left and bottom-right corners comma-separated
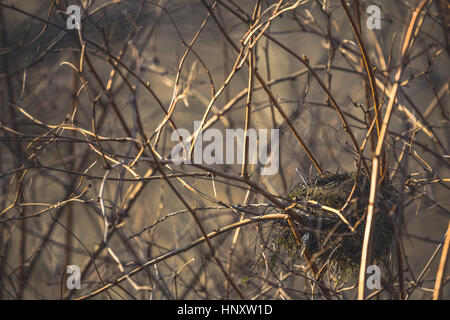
(281, 171, 397, 277)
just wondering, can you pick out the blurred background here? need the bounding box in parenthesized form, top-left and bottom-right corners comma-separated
(0, 0, 448, 299)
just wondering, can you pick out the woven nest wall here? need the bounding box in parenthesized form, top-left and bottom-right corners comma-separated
(272, 171, 398, 279)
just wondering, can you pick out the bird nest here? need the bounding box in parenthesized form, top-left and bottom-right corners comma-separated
(272, 171, 398, 279)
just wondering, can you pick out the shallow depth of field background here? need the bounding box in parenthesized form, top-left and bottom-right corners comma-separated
(0, 0, 448, 299)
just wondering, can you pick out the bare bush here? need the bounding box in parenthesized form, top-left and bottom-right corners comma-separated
(0, 0, 448, 300)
